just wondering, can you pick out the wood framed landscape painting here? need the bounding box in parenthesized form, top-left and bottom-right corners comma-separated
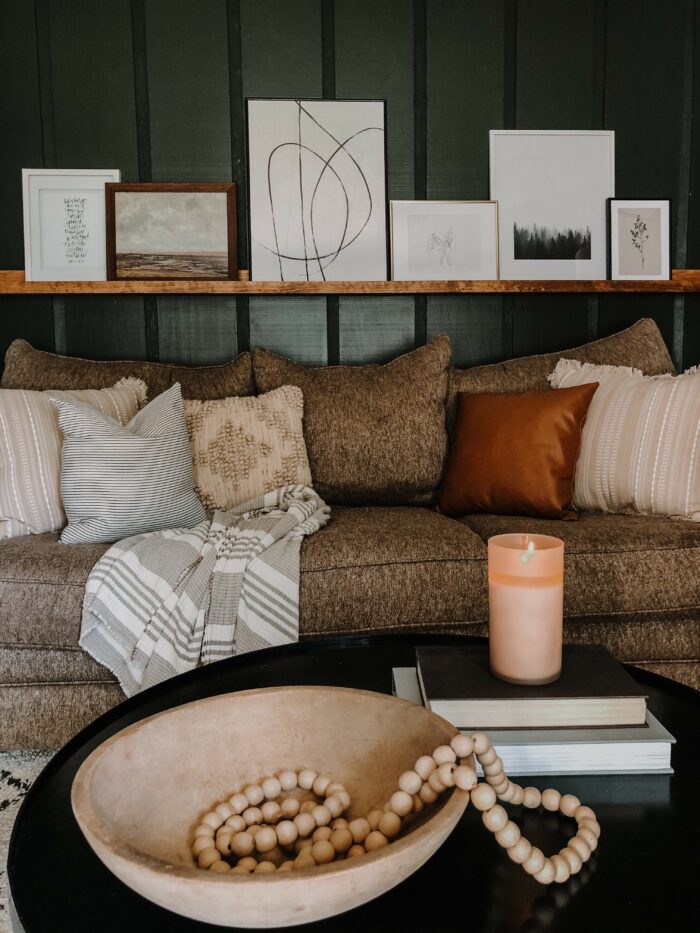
(105, 183, 237, 280)
(608, 198, 671, 281)
(246, 98, 388, 282)
(490, 130, 615, 280)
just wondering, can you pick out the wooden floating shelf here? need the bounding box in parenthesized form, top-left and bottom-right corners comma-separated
(1, 269, 699, 295)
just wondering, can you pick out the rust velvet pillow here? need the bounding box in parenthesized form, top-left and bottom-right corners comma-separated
(438, 383, 598, 519)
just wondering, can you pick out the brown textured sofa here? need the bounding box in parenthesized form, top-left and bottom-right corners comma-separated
(1, 319, 698, 749)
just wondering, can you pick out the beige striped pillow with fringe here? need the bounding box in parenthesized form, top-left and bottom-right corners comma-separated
(0, 378, 146, 538)
(549, 359, 700, 520)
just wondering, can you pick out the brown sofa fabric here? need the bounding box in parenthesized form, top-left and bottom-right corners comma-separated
(1, 339, 254, 400)
(447, 318, 675, 432)
(253, 336, 452, 505)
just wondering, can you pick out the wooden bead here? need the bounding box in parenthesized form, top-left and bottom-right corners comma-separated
(478, 746, 498, 767)
(230, 865, 249, 874)
(197, 847, 220, 869)
(450, 734, 474, 759)
(300, 801, 316, 815)
(412, 795, 424, 813)
(229, 793, 248, 815)
(437, 762, 456, 787)
(551, 854, 571, 884)
(312, 804, 332, 827)
(243, 806, 263, 826)
(209, 860, 231, 873)
(453, 765, 477, 790)
(574, 805, 596, 823)
(261, 801, 281, 824)
(498, 782, 517, 803)
(432, 745, 457, 765)
(472, 732, 491, 755)
(215, 830, 231, 854)
(507, 837, 532, 864)
(324, 781, 345, 795)
(378, 811, 402, 838)
(541, 789, 561, 812)
(230, 832, 254, 857)
(202, 812, 224, 831)
(390, 790, 414, 817)
(483, 758, 504, 776)
(567, 836, 591, 863)
(365, 830, 389, 852)
(278, 770, 298, 791)
(523, 787, 541, 809)
(470, 783, 497, 812)
(225, 815, 246, 834)
(523, 847, 546, 876)
(559, 794, 581, 817)
(331, 817, 348, 830)
(276, 820, 298, 848)
(255, 827, 277, 853)
(297, 769, 317, 790)
(278, 860, 295, 871)
(495, 821, 521, 849)
(312, 840, 335, 864)
(293, 812, 316, 838)
(508, 785, 525, 806)
(247, 825, 260, 838)
(335, 790, 351, 809)
(295, 838, 313, 853)
(534, 859, 556, 885)
(312, 826, 332, 842)
(193, 823, 215, 839)
(237, 856, 258, 872)
(192, 836, 214, 857)
(428, 771, 447, 794)
(346, 844, 365, 859)
(419, 782, 438, 804)
(367, 810, 384, 831)
(414, 755, 437, 780)
(348, 818, 371, 843)
(312, 775, 331, 797)
(577, 827, 598, 851)
(294, 849, 316, 869)
(215, 802, 234, 822)
(243, 784, 264, 807)
(255, 861, 276, 874)
(579, 818, 601, 839)
(330, 828, 353, 853)
(560, 846, 583, 874)
(325, 795, 345, 818)
(261, 777, 282, 800)
(482, 804, 508, 833)
(486, 774, 509, 791)
(398, 770, 423, 796)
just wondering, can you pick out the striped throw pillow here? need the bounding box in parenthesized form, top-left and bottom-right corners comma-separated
(550, 359, 700, 520)
(53, 383, 206, 544)
(0, 379, 146, 539)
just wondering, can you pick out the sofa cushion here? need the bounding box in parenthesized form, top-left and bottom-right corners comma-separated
(1, 339, 254, 400)
(253, 336, 452, 505)
(447, 318, 675, 431)
(460, 511, 700, 624)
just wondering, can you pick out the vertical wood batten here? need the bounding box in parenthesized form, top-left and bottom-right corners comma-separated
(227, 0, 249, 351)
(426, 1, 506, 365)
(157, 297, 238, 364)
(413, 0, 427, 346)
(339, 299, 414, 364)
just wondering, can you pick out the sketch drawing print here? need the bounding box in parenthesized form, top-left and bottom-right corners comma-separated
(248, 99, 387, 281)
(630, 214, 649, 271)
(427, 229, 455, 266)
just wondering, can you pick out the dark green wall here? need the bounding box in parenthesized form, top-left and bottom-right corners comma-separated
(1, 0, 698, 370)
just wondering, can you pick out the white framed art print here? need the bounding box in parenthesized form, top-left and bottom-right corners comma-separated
(22, 168, 121, 281)
(247, 98, 388, 281)
(490, 131, 614, 280)
(608, 198, 671, 280)
(390, 201, 498, 280)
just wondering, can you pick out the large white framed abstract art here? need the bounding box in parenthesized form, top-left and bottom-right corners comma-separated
(246, 98, 388, 282)
(490, 130, 615, 280)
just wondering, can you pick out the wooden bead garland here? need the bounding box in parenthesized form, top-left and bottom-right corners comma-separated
(190, 731, 599, 884)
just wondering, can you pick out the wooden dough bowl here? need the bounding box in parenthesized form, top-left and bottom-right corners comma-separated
(72, 685, 471, 927)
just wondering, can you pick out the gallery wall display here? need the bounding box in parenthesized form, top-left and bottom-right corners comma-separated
(608, 198, 671, 281)
(390, 201, 498, 280)
(246, 98, 388, 282)
(490, 130, 615, 281)
(22, 168, 121, 281)
(105, 183, 237, 280)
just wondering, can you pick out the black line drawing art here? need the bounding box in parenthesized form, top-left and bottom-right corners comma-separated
(252, 100, 385, 281)
(513, 223, 591, 261)
(427, 229, 455, 266)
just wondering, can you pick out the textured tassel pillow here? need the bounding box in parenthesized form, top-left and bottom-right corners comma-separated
(550, 359, 700, 520)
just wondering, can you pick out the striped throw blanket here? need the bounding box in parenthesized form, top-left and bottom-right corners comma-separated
(79, 485, 330, 696)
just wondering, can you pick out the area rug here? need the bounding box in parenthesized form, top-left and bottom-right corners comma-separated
(0, 751, 54, 933)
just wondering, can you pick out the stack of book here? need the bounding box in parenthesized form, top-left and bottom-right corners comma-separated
(392, 644, 674, 776)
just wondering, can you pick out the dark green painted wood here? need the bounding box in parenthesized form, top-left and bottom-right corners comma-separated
(682, 0, 700, 369)
(513, 298, 591, 357)
(145, 0, 232, 181)
(157, 297, 238, 364)
(63, 297, 147, 360)
(596, 295, 675, 355)
(338, 299, 415, 364)
(0, 299, 56, 367)
(426, 296, 502, 368)
(249, 298, 327, 365)
(683, 296, 700, 369)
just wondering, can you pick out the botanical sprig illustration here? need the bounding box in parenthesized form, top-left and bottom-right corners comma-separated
(630, 214, 649, 271)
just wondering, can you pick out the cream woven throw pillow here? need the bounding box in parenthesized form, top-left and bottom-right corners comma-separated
(184, 386, 311, 511)
(549, 359, 700, 520)
(0, 378, 146, 538)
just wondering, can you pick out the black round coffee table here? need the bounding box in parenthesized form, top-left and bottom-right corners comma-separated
(8, 635, 700, 932)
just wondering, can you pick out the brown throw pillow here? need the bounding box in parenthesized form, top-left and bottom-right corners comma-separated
(438, 383, 598, 519)
(1, 339, 254, 400)
(253, 335, 452, 505)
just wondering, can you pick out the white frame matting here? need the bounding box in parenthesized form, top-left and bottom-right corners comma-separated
(608, 198, 671, 281)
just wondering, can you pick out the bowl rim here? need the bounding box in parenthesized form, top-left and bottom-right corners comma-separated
(71, 684, 470, 884)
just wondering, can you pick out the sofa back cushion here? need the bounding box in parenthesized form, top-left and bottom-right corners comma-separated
(253, 335, 452, 505)
(448, 318, 674, 432)
(1, 339, 254, 400)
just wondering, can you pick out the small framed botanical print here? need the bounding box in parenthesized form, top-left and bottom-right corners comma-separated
(608, 199, 671, 280)
(390, 201, 499, 280)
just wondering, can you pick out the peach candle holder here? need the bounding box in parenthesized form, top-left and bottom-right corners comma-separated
(488, 533, 564, 685)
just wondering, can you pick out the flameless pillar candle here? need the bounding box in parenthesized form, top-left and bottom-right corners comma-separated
(488, 533, 564, 685)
